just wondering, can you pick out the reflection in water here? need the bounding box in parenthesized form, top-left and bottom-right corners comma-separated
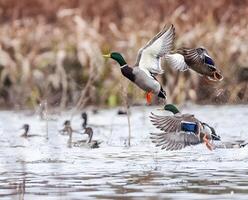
(0, 105, 248, 199)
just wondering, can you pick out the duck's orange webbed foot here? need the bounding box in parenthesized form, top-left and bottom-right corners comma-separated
(146, 92, 153, 105)
(203, 134, 213, 151)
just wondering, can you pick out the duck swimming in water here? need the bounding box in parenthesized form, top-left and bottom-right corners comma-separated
(150, 104, 221, 150)
(60, 120, 73, 137)
(20, 124, 40, 138)
(104, 24, 223, 104)
(73, 127, 101, 148)
(21, 124, 30, 137)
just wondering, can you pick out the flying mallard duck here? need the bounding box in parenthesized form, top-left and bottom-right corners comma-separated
(103, 24, 223, 104)
(73, 127, 101, 148)
(150, 104, 221, 150)
(165, 47, 223, 81)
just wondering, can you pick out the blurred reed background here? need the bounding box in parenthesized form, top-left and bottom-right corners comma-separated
(0, 0, 247, 109)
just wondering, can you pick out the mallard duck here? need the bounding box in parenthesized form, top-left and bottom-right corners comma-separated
(150, 104, 221, 150)
(20, 124, 30, 137)
(103, 25, 175, 103)
(59, 120, 73, 138)
(73, 127, 101, 148)
(166, 47, 223, 81)
(103, 24, 223, 104)
(20, 124, 40, 138)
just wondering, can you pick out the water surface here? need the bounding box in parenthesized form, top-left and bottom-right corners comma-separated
(0, 105, 248, 200)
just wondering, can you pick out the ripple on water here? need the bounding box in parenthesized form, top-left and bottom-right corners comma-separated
(0, 105, 248, 199)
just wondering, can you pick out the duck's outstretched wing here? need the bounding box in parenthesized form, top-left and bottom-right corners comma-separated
(175, 47, 215, 67)
(150, 131, 201, 150)
(164, 53, 189, 71)
(150, 112, 198, 133)
(135, 24, 175, 75)
(163, 47, 215, 72)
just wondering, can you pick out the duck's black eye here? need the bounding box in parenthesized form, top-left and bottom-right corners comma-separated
(205, 56, 215, 66)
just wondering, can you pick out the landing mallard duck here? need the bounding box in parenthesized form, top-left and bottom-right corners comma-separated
(73, 127, 101, 148)
(165, 47, 223, 81)
(150, 104, 221, 150)
(103, 24, 223, 104)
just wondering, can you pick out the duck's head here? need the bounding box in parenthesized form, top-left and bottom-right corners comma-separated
(22, 124, 29, 131)
(103, 52, 127, 66)
(81, 112, 87, 120)
(163, 104, 180, 114)
(81, 112, 87, 128)
(202, 122, 221, 141)
(196, 47, 223, 81)
(64, 120, 71, 126)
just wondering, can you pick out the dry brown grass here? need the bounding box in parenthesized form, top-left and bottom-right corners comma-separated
(0, 0, 247, 108)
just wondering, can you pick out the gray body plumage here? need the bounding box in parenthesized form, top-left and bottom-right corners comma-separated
(132, 67, 161, 95)
(127, 24, 175, 97)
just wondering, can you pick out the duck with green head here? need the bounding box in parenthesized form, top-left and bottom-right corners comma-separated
(150, 104, 221, 150)
(104, 24, 223, 104)
(103, 52, 167, 104)
(103, 25, 175, 104)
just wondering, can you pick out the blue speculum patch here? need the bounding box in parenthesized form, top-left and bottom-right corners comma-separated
(181, 121, 198, 133)
(204, 56, 215, 65)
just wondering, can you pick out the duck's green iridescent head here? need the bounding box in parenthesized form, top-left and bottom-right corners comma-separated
(164, 104, 180, 114)
(103, 52, 127, 66)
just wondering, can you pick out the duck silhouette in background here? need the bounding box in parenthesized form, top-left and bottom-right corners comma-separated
(73, 127, 101, 149)
(20, 124, 41, 138)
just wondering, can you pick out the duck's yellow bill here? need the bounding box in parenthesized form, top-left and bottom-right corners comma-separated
(103, 54, 111, 58)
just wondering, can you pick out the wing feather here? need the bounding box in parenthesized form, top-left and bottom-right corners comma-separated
(176, 48, 204, 66)
(150, 112, 203, 150)
(150, 112, 197, 132)
(150, 131, 201, 151)
(135, 24, 175, 74)
(164, 53, 189, 71)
